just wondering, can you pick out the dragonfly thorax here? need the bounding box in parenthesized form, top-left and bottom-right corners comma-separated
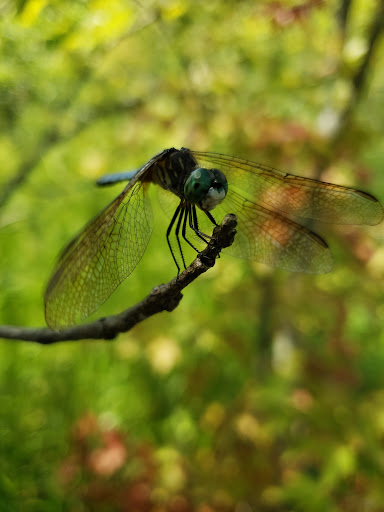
(184, 167, 228, 211)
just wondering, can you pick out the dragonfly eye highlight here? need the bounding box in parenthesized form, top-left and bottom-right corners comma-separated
(184, 167, 228, 211)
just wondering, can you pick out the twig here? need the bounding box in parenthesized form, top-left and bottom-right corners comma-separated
(0, 7, 156, 211)
(313, 0, 384, 176)
(0, 214, 237, 344)
(337, 0, 384, 134)
(0, 99, 142, 210)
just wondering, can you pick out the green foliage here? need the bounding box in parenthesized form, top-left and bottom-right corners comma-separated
(1, 0, 384, 510)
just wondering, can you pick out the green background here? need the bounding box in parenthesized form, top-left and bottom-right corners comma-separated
(1, 0, 384, 510)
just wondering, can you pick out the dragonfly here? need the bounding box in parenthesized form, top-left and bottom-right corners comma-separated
(45, 147, 383, 329)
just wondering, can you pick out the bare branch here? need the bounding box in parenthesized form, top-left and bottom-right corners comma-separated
(0, 99, 142, 210)
(336, 0, 352, 39)
(313, 0, 384, 176)
(0, 214, 237, 344)
(338, 0, 384, 132)
(0, 8, 157, 211)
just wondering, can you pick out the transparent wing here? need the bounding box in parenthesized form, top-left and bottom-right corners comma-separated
(45, 180, 153, 329)
(205, 189, 333, 273)
(156, 185, 180, 220)
(191, 151, 384, 225)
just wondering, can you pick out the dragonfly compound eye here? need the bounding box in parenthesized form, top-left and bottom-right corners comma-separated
(184, 167, 228, 211)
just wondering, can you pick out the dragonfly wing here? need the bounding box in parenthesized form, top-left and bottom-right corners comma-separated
(191, 151, 384, 225)
(45, 180, 153, 329)
(156, 186, 180, 220)
(206, 189, 333, 273)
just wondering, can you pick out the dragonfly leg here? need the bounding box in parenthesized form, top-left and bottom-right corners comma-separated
(180, 206, 200, 254)
(166, 202, 221, 273)
(166, 203, 183, 274)
(200, 209, 222, 260)
(202, 209, 218, 227)
(191, 206, 219, 265)
(174, 207, 187, 270)
(189, 205, 212, 243)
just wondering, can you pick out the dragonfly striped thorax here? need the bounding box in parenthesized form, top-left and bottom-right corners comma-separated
(145, 147, 228, 211)
(146, 147, 196, 197)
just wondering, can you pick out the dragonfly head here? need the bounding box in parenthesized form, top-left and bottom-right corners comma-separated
(184, 167, 228, 211)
